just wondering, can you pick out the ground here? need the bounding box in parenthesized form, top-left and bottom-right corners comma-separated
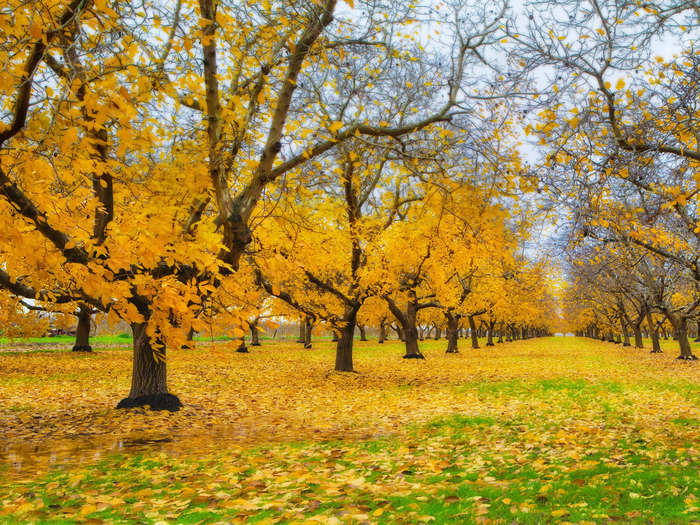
(0, 337, 698, 524)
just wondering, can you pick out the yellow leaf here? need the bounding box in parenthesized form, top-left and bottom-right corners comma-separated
(29, 22, 42, 39)
(329, 121, 343, 134)
(615, 78, 625, 90)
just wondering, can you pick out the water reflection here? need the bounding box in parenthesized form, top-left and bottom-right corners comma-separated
(1, 427, 249, 479)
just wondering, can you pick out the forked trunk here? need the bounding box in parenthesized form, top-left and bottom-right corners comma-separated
(117, 322, 181, 411)
(468, 316, 479, 349)
(445, 313, 459, 353)
(335, 308, 358, 372)
(72, 304, 92, 352)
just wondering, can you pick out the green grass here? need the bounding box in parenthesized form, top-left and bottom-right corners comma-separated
(0, 337, 698, 523)
(1, 408, 697, 524)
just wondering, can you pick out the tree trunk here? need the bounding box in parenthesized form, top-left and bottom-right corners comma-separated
(303, 316, 313, 349)
(620, 318, 631, 347)
(378, 320, 386, 344)
(236, 334, 248, 353)
(633, 323, 643, 349)
(468, 316, 479, 349)
(391, 324, 405, 342)
(116, 322, 181, 411)
(331, 330, 339, 342)
(445, 313, 459, 353)
(402, 301, 424, 359)
(181, 327, 195, 350)
(486, 320, 495, 347)
(433, 324, 440, 340)
(335, 307, 358, 372)
(250, 320, 261, 346)
(358, 324, 367, 341)
(666, 313, 697, 360)
(72, 304, 92, 352)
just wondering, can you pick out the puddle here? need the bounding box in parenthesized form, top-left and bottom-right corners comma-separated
(0, 425, 255, 480)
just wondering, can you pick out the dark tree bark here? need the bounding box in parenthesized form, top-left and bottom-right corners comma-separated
(402, 300, 423, 358)
(468, 315, 479, 349)
(632, 323, 643, 349)
(236, 335, 248, 353)
(433, 324, 440, 340)
(665, 312, 697, 360)
(445, 312, 459, 353)
(486, 319, 495, 347)
(358, 324, 367, 341)
(335, 306, 358, 372)
(303, 316, 313, 349)
(72, 303, 92, 352)
(620, 318, 631, 347)
(648, 313, 662, 353)
(386, 293, 424, 359)
(117, 322, 181, 411)
(331, 330, 339, 342)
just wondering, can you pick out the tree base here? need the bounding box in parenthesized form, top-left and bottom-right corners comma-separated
(622, 343, 631, 347)
(650, 350, 663, 353)
(304, 343, 312, 349)
(116, 393, 182, 412)
(445, 350, 459, 354)
(236, 347, 249, 353)
(676, 354, 698, 360)
(251, 342, 261, 346)
(71, 345, 92, 352)
(403, 353, 425, 359)
(486, 342, 495, 347)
